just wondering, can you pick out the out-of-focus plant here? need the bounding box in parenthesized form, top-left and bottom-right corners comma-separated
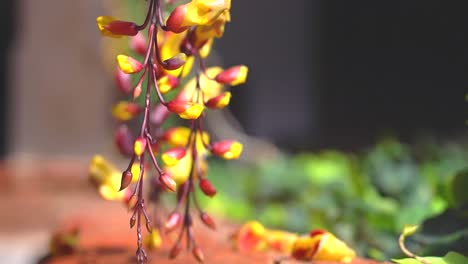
(200, 138, 468, 260)
(91, 0, 248, 263)
(392, 225, 468, 264)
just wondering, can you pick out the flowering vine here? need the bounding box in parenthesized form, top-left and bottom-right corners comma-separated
(92, 0, 247, 263)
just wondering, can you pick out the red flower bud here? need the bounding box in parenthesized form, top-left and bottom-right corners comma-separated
(205, 92, 232, 109)
(130, 32, 147, 56)
(114, 68, 132, 94)
(169, 243, 182, 259)
(215, 65, 248, 86)
(165, 212, 181, 232)
(200, 212, 216, 230)
(166, 6, 189, 33)
(104, 20, 138, 36)
(211, 140, 243, 160)
(166, 100, 204, 120)
(114, 125, 134, 156)
(119, 170, 133, 191)
(162, 54, 187, 70)
(150, 104, 171, 127)
(192, 246, 205, 263)
(199, 178, 217, 197)
(159, 173, 177, 192)
(112, 102, 142, 121)
(162, 147, 187, 166)
(157, 75, 180, 93)
(117, 55, 143, 74)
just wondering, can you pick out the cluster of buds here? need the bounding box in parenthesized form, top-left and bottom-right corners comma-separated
(93, 0, 247, 263)
(233, 221, 356, 263)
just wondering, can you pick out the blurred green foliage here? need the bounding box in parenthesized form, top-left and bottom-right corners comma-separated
(198, 138, 468, 260)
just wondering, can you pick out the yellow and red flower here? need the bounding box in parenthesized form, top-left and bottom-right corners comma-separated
(166, 0, 232, 33)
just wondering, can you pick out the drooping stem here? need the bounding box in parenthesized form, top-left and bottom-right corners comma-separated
(398, 234, 430, 264)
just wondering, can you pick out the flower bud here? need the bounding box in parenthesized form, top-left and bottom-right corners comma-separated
(119, 170, 133, 191)
(122, 188, 133, 205)
(215, 65, 248, 86)
(162, 53, 187, 70)
(126, 194, 138, 211)
(162, 148, 187, 167)
(130, 213, 137, 228)
(133, 79, 144, 99)
(112, 101, 142, 121)
(166, 1, 230, 33)
(116, 54, 143, 74)
(150, 104, 171, 127)
(160, 127, 191, 147)
(165, 212, 181, 232)
(133, 137, 147, 156)
(199, 178, 216, 197)
(114, 68, 132, 94)
(205, 92, 232, 109)
(236, 221, 267, 252)
(166, 100, 204, 120)
(192, 246, 205, 263)
(130, 32, 148, 56)
(96, 16, 121, 38)
(157, 75, 180, 94)
(166, 6, 189, 33)
(159, 173, 177, 192)
(211, 140, 243, 160)
(144, 230, 162, 250)
(104, 20, 138, 36)
(114, 125, 134, 156)
(200, 212, 216, 230)
(169, 243, 182, 259)
(145, 220, 153, 233)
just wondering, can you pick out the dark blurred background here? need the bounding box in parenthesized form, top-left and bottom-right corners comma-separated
(0, 0, 467, 158)
(220, 1, 468, 151)
(0, 0, 15, 158)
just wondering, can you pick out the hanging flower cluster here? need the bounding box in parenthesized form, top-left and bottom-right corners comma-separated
(92, 0, 247, 263)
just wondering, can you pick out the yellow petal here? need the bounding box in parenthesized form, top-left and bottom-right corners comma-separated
(178, 102, 204, 119)
(236, 221, 267, 252)
(96, 16, 121, 38)
(181, 67, 223, 103)
(165, 153, 193, 185)
(312, 233, 356, 263)
(144, 230, 162, 250)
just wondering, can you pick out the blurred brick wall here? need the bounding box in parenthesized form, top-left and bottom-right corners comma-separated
(9, 0, 116, 159)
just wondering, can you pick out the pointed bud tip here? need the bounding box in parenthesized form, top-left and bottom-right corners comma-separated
(192, 247, 205, 263)
(160, 173, 177, 192)
(119, 170, 133, 191)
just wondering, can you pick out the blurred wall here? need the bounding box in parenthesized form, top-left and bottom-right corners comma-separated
(9, 0, 115, 159)
(0, 0, 15, 158)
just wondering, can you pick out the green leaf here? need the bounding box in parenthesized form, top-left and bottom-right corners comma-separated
(392, 257, 446, 264)
(443, 251, 468, 264)
(451, 168, 468, 207)
(392, 252, 468, 264)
